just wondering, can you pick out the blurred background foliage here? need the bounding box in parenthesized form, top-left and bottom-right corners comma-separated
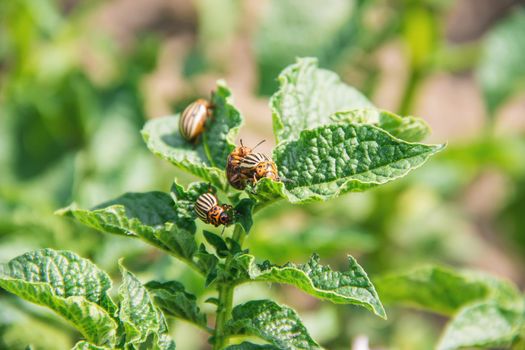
(1, 0, 525, 349)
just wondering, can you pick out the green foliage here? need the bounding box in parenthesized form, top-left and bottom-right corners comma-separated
(272, 123, 443, 203)
(239, 254, 385, 318)
(224, 343, 279, 350)
(2, 57, 447, 349)
(72, 341, 111, 350)
(271, 58, 373, 143)
(478, 9, 525, 116)
(146, 280, 207, 328)
(330, 109, 430, 142)
(0, 249, 118, 346)
(376, 265, 525, 349)
(57, 192, 198, 264)
(376, 265, 522, 315)
(438, 302, 524, 350)
(204, 82, 244, 169)
(118, 262, 174, 348)
(142, 81, 243, 190)
(226, 300, 319, 349)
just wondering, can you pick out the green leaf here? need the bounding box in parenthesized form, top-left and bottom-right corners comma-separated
(478, 9, 525, 116)
(118, 262, 165, 345)
(58, 191, 197, 262)
(169, 180, 212, 231)
(272, 122, 444, 203)
(375, 265, 522, 316)
(241, 254, 385, 319)
(146, 280, 208, 328)
(249, 179, 287, 205)
(224, 342, 280, 350)
(271, 57, 373, 143)
(203, 230, 229, 258)
(72, 341, 111, 350)
(330, 109, 430, 142)
(0, 249, 118, 346)
(234, 198, 255, 234)
(141, 114, 226, 189)
(155, 334, 177, 350)
(203, 81, 243, 169)
(226, 300, 319, 350)
(142, 81, 242, 189)
(438, 302, 524, 350)
(194, 244, 219, 284)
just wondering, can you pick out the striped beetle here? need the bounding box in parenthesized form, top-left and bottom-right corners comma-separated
(226, 140, 265, 190)
(194, 193, 234, 227)
(239, 152, 280, 184)
(179, 99, 212, 142)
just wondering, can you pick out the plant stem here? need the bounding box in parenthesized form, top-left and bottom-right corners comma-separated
(214, 283, 234, 349)
(231, 224, 245, 246)
(213, 224, 244, 349)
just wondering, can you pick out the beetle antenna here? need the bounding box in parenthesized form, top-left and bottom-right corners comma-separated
(240, 139, 244, 147)
(252, 139, 266, 151)
(220, 226, 226, 236)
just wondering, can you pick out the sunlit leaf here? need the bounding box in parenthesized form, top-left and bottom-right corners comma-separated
(0, 249, 118, 346)
(224, 342, 280, 350)
(118, 262, 164, 345)
(58, 192, 197, 263)
(226, 300, 319, 349)
(142, 81, 242, 189)
(265, 122, 444, 203)
(203, 81, 243, 169)
(271, 57, 373, 143)
(438, 302, 524, 350)
(330, 109, 430, 142)
(375, 265, 522, 316)
(238, 254, 385, 318)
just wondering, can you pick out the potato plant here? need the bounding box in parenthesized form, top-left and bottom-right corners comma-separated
(1, 57, 522, 350)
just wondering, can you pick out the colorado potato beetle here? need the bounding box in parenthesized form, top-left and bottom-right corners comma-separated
(179, 98, 212, 142)
(239, 152, 280, 184)
(194, 193, 234, 227)
(226, 140, 265, 190)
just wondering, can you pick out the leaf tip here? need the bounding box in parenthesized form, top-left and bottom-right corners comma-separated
(54, 204, 77, 217)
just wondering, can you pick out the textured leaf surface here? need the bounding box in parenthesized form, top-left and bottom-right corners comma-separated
(142, 114, 226, 188)
(118, 263, 163, 345)
(438, 302, 523, 350)
(249, 179, 287, 206)
(142, 81, 242, 188)
(0, 249, 118, 346)
(58, 192, 197, 262)
(146, 280, 207, 328)
(271, 57, 373, 143)
(478, 9, 525, 115)
(241, 254, 385, 318)
(375, 265, 522, 316)
(225, 342, 280, 350)
(234, 198, 255, 234)
(72, 341, 111, 350)
(272, 122, 444, 203)
(226, 300, 319, 349)
(203, 81, 243, 168)
(330, 109, 430, 142)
